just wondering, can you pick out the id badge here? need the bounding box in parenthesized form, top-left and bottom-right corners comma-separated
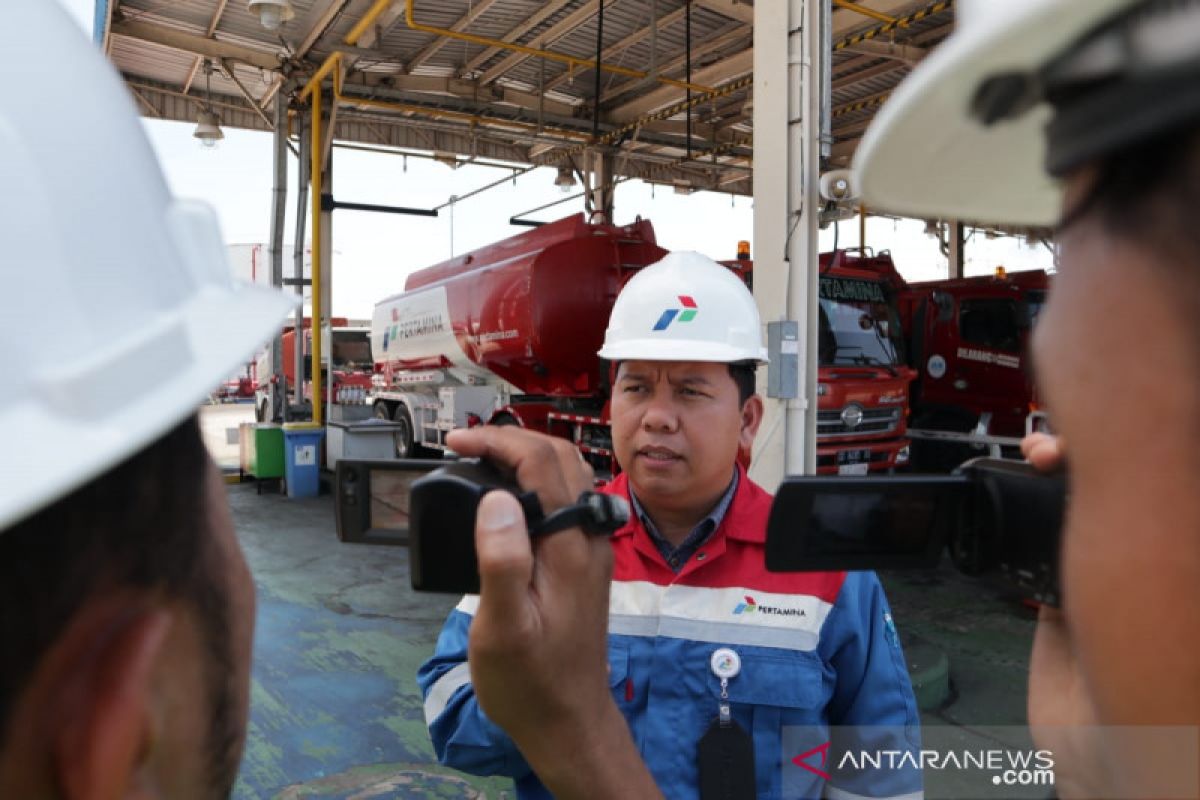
(698, 648, 756, 800)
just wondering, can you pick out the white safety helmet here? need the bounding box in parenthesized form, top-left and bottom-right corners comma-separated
(598, 252, 766, 364)
(0, 4, 296, 530)
(854, 0, 1158, 226)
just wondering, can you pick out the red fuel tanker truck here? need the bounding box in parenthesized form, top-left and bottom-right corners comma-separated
(370, 214, 665, 473)
(369, 216, 915, 476)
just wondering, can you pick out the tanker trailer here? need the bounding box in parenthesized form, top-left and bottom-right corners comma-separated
(370, 213, 667, 475)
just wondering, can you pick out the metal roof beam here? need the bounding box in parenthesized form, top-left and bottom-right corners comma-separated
(832, 59, 904, 90)
(355, 1, 407, 49)
(459, 0, 575, 77)
(607, 48, 752, 123)
(838, 38, 925, 64)
(110, 18, 282, 71)
(297, 0, 355, 58)
(542, 4, 690, 94)
(182, 0, 230, 95)
(693, 0, 754, 25)
(599, 24, 748, 105)
(478, 0, 611, 87)
(405, 0, 505, 72)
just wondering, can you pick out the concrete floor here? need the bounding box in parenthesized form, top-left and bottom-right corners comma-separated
(227, 479, 1042, 800)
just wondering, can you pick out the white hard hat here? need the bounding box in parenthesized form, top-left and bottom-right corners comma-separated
(0, 4, 296, 530)
(855, 0, 1147, 226)
(598, 252, 766, 364)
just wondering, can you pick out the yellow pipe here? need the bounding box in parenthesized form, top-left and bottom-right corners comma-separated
(832, 0, 899, 25)
(310, 85, 323, 425)
(299, 0, 390, 100)
(346, 0, 397, 45)
(301, 51, 342, 101)
(403, 0, 716, 95)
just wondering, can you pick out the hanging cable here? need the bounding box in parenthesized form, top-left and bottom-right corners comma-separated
(593, 0, 605, 140)
(685, 0, 692, 159)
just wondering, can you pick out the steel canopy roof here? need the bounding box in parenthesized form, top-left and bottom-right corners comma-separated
(101, 0, 954, 194)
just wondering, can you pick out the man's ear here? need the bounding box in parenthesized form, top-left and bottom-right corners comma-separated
(738, 394, 764, 450)
(50, 606, 173, 800)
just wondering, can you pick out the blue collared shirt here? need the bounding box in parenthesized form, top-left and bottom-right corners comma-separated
(628, 469, 739, 572)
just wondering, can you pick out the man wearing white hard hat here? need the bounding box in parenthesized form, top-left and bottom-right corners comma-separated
(447, 1, 1200, 798)
(0, 4, 295, 797)
(421, 253, 921, 799)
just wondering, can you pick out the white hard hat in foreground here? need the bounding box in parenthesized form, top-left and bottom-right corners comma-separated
(0, 5, 296, 530)
(853, 0, 1192, 226)
(598, 252, 766, 364)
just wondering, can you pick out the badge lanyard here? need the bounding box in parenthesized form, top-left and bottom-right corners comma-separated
(698, 648, 756, 800)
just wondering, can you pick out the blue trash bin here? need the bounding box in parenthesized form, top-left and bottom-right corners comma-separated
(282, 423, 325, 498)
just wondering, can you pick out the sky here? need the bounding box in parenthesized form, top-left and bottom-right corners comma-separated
(58, 0, 1051, 319)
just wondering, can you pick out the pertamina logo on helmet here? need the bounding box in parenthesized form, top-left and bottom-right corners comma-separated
(652, 295, 698, 331)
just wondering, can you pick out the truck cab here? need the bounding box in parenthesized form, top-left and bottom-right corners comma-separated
(815, 250, 916, 474)
(255, 319, 374, 422)
(898, 269, 1050, 468)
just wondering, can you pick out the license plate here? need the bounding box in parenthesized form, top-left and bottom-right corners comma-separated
(838, 462, 870, 476)
(836, 448, 871, 465)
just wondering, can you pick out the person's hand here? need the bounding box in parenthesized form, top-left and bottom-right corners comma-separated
(1022, 433, 1117, 796)
(446, 427, 661, 799)
(1020, 431, 1065, 472)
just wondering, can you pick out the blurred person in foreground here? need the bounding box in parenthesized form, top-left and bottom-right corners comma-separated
(457, 0, 1200, 798)
(0, 4, 294, 797)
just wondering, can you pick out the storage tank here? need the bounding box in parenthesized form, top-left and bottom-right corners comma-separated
(372, 214, 666, 396)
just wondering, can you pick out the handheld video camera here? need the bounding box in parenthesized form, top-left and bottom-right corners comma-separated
(336, 455, 1064, 604)
(335, 458, 629, 594)
(766, 458, 1066, 606)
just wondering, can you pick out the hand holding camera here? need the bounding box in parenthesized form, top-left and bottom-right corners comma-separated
(440, 427, 655, 797)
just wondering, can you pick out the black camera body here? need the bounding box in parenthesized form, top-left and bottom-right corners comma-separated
(766, 458, 1066, 606)
(408, 459, 544, 594)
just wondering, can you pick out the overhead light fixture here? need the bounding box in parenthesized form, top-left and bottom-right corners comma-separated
(554, 166, 576, 193)
(193, 110, 225, 148)
(248, 0, 294, 31)
(194, 60, 224, 149)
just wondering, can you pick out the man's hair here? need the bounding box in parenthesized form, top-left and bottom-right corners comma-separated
(728, 362, 758, 407)
(0, 416, 241, 794)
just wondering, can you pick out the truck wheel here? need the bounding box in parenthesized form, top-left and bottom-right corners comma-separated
(373, 400, 391, 421)
(392, 405, 416, 459)
(490, 412, 520, 427)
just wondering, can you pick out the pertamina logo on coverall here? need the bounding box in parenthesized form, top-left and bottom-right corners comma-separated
(733, 595, 807, 618)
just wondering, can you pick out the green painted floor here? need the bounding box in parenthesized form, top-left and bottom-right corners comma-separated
(228, 481, 1041, 799)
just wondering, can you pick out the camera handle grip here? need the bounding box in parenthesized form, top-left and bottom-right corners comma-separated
(526, 491, 631, 538)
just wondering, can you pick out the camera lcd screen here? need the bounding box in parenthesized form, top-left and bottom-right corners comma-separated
(335, 459, 446, 545)
(766, 476, 968, 572)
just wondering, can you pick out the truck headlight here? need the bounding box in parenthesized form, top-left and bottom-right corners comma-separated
(897, 445, 910, 464)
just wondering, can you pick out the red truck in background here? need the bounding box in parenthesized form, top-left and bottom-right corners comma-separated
(813, 250, 916, 474)
(370, 214, 667, 472)
(896, 268, 1051, 470)
(725, 248, 916, 474)
(255, 317, 375, 423)
(369, 215, 916, 477)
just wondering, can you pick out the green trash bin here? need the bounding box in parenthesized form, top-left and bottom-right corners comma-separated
(239, 423, 284, 489)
